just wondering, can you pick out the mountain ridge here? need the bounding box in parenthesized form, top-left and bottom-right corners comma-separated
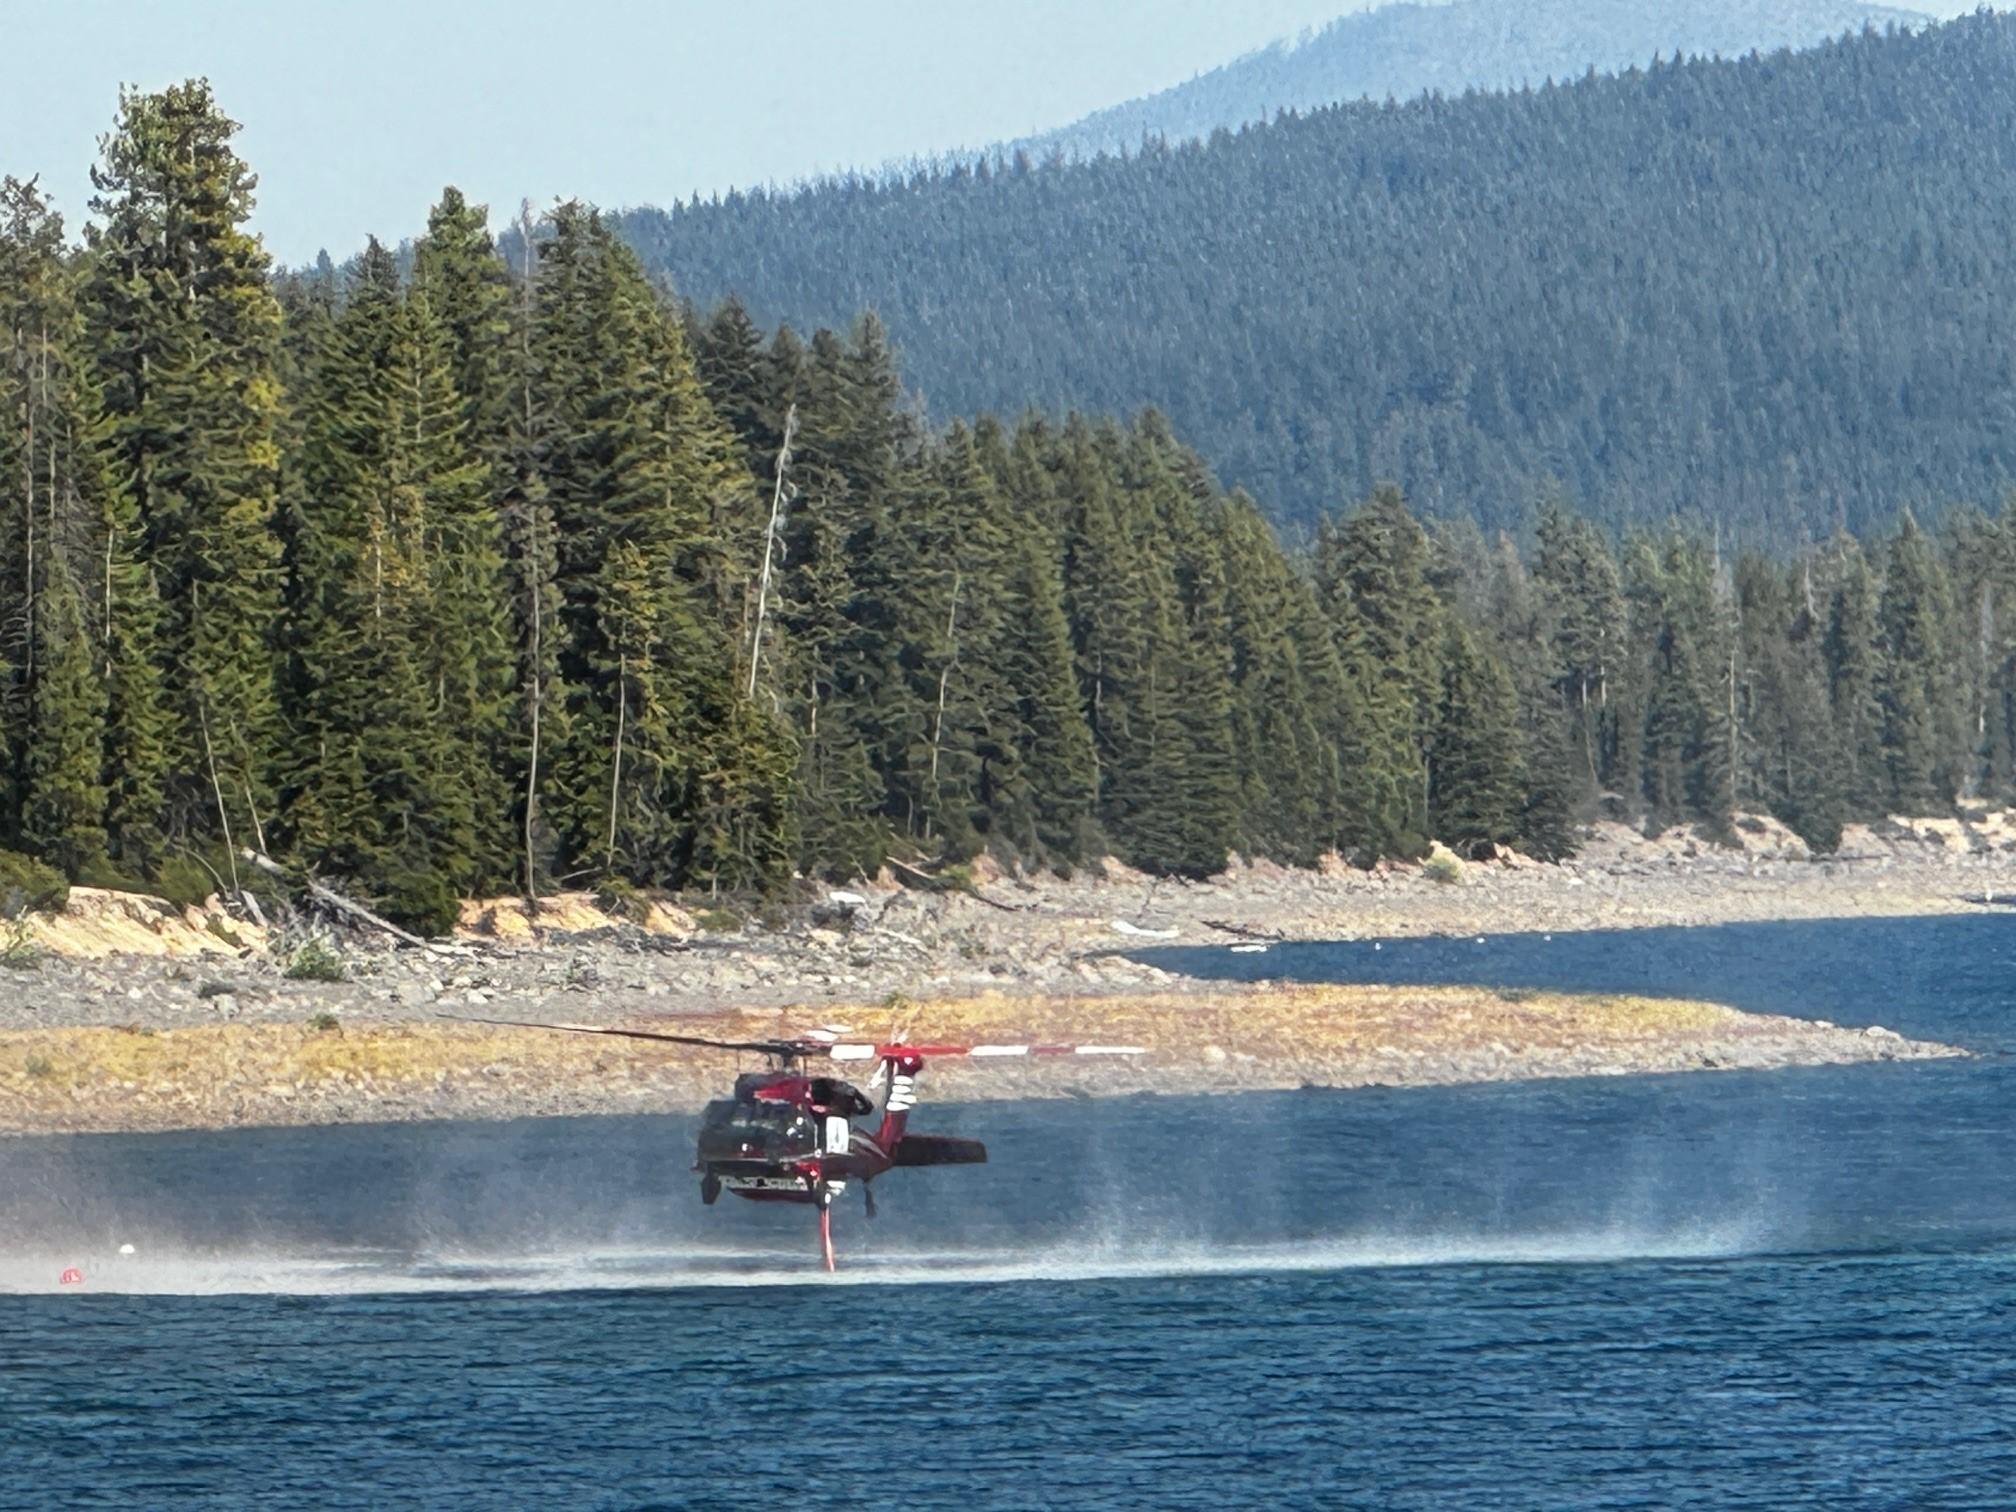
(616, 12, 2016, 542)
(1008, 0, 1931, 164)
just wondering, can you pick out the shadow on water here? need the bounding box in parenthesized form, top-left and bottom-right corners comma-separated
(1140, 913, 2016, 1049)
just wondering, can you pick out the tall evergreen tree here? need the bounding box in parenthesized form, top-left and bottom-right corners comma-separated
(22, 559, 109, 873)
(406, 217, 518, 889)
(0, 175, 164, 875)
(81, 81, 284, 870)
(1429, 623, 1527, 855)
(1822, 536, 1889, 816)
(1313, 485, 1445, 852)
(535, 206, 789, 889)
(277, 241, 450, 920)
(1877, 510, 1963, 813)
(1534, 503, 1627, 802)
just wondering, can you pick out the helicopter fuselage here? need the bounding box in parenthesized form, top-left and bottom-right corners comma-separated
(693, 1060, 984, 1207)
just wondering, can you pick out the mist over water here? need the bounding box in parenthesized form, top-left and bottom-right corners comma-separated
(7, 915, 2016, 1505)
(2, 1056, 2008, 1297)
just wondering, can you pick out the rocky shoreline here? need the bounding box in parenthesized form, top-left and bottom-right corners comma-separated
(0, 813, 2002, 1135)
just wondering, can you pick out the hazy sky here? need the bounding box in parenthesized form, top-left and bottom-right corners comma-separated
(4, 1, 1977, 266)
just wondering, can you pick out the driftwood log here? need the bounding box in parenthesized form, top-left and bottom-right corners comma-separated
(886, 856, 1027, 913)
(1202, 918, 1286, 942)
(240, 849, 452, 953)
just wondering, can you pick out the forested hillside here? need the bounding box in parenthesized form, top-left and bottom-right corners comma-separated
(616, 14, 2016, 543)
(5, 84, 2016, 934)
(1012, 0, 1925, 163)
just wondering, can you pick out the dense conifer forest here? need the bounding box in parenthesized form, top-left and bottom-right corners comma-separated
(3, 82, 2012, 932)
(616, 13, 2016, 543)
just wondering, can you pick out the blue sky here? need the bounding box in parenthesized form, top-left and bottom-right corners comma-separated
(6, 0, 1373, 264)
(4, 1, 1972, 266)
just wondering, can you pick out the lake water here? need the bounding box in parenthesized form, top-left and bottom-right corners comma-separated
(3, 915, 2014, 1507)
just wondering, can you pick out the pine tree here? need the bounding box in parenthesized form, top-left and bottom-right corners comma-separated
(1055, 415, 1153, 857)
(1625, 534, 1731, 834)
(277, 240, 445, 917)
(1088, 418, 1237, 878)
(82, 81, 284, 871)
(0, 177, 67, 847)
(743, 319, 896, 878)
(1313, 485, 1445, 852)
(22, 559, 109, 874)
(1877, 509, 1962, 813)
(1745, 555, 1846, 850)
(998, 529, 1099, 863)
(1429, 623, 1527, 855)
(535, 206, 788, 889)
(1212, 493, 1342, 864)
(1534, 502, 1626, 800)
(499, 200, 566, 896)
(984, 421, 1098, 864)
(402, 244, 517, 890)
(1822, 536, 1889, 815)
(1, 174, 164, 876)
(692, 297, 778, 478)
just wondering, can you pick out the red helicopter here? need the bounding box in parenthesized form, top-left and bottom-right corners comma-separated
(459, 1017, 1147, 1270)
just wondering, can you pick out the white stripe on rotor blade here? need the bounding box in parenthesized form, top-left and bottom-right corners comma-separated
(968, 1045, 1030, 1057)
(827, 1044, 877, 1061)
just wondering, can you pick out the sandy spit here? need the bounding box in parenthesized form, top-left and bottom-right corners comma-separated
(0, 985, 1962, 1138)
(0, 812, 2003, 1135)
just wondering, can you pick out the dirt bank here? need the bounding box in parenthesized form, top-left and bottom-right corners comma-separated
(5, 811, 2014, 1032)
(0, 985, 1958, 1137)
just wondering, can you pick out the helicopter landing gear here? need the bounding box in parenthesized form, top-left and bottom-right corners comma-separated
(862, 1181, 877, 1221)
(700, 1171, 721, 1206)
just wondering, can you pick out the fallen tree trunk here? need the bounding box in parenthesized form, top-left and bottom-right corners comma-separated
(1203, 918, 1286, 942)
(240, 850, 448, 952)
(886, 856, 1026, 912)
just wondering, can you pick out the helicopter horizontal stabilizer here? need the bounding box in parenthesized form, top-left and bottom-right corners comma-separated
(890, 1134, 989, 1167)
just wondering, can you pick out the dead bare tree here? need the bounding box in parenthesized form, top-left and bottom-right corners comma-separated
(929, 570, 963, 785)
(195, 694, 242, 898)
(517, 199, 544, 904)
(746, 402, 798, 699)
(606, 653, 627, 869)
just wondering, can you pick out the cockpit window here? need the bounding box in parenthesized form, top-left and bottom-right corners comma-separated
(699, 1098, 816, 1158)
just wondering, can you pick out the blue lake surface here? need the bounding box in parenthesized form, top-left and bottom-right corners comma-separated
(4, 914, 2015, 1508)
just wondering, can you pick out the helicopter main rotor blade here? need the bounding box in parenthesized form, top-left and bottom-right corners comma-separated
(440, 1014, 798, 1056)
(440, 1015, 1149, 1062)
(823, 1042, 1149, 1060)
